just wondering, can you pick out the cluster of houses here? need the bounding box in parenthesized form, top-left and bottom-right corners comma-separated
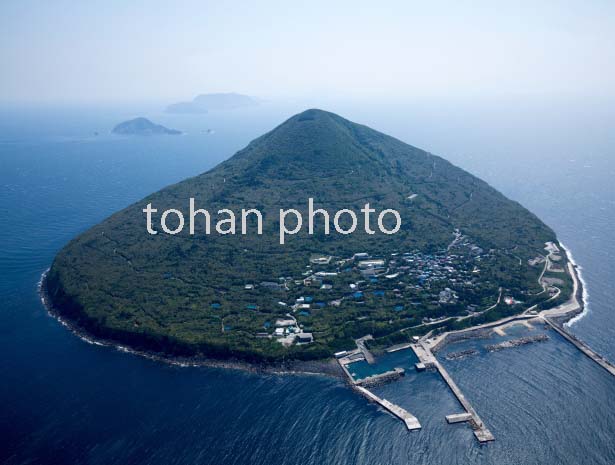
(238, 233, 493, 345)
(439, 288, 458, 304)
(271, 317, 313, 346)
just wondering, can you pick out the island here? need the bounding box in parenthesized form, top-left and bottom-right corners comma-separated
(165, 93, 258, 113)
(45, 109, 575, 364)
(112, 117, 182, 136)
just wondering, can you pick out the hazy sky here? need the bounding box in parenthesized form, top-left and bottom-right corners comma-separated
(1, 0, 614, 103)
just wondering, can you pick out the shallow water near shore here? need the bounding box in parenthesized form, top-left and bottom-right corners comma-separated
(1, 101, 614, 464)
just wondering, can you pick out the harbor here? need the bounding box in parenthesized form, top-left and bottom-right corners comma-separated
(339, 316, 613, 445)
(338, 338, 495, 442)
(337, 346, 422, 432)
(335, 256, 615, 446)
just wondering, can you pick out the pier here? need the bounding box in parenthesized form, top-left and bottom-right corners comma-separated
(355, 386, 421, 431)
(434, 358, 495, 442)
(339, 339, 497, 440)
(542, 317, 615, 377)
(412, 343, 494, 443)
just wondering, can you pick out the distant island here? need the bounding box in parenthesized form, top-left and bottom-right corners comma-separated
(112, 117, 182, 136)
(45, 109, 574, 363)
(166, 93, 258, 114)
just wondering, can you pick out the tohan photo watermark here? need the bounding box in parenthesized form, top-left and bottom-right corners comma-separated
(143, 198, 402, 245)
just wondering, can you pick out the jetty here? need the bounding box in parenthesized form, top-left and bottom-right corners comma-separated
(542, 317, 615, 377)
(412, 343, 494, 443)
(355, 386, 421, 431)
(434, 358, 494, 442)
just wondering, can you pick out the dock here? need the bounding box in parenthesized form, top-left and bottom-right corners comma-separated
(355, 386, 421, 431)
(543, 317, 615, 377)
(411, 343, 494, 443)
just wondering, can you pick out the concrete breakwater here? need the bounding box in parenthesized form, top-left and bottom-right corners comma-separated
(485, 334, 549, 352)
(444, 349, 479, 360)
(356, 368, 405, 387)
(432, 356, 495, 443)
(355, 386, 421, 431)
(543, 318, 615, 377)
(412, 343, 495, 443)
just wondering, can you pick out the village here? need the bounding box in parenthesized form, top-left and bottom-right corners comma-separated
(234, 231, 531, 347)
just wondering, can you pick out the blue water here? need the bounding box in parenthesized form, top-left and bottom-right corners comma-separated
(1, 101, 614, 464)
(347, 349, 418, 381)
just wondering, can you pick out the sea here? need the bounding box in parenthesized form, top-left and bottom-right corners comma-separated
(1, 99, 614, 464)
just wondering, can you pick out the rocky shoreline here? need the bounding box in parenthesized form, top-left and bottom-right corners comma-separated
(39, 270, 344, 379)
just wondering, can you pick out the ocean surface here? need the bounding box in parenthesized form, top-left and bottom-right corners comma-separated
(1, 100, 614, 464)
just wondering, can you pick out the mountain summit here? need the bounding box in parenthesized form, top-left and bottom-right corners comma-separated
(46, 110, 567, 361)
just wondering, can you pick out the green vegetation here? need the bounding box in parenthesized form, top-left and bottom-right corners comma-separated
(46, 109, 567, 362)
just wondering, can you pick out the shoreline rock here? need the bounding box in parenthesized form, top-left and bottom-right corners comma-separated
(39, 270, 343, 379)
